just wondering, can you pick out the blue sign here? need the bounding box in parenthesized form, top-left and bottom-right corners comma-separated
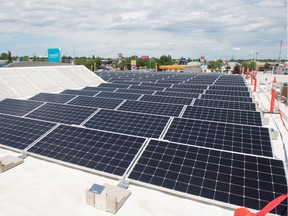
(181, 57, 186, 63)
(48, 48, 61, 62)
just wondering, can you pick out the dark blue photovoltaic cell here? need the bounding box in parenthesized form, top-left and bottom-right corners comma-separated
(170, 84, 208, 89)
(95, 91, 141, 100)
(28, 124, 146, 176)
(154, 91, 200, 99)
(182, 106, 262, 126)
(140, 95, 193, 105)
(26, 103, 97, 125)
(82, 86, 118, 92)
(165, 88, 205, 94)
(97, 83, 131, 89)
(118, 100, 183, 117)
(128, 139, 287, 215)
(140, 83, 173, 88)
(68, 96, 124, 109)
(164, 118, 272, 157)
(84, 109, 169, 138)
(129, 85, 165, 91)
(112, 80, 142, 85)
(200, 94, 253, 102)
(60, 89, 98, 96)
(0, 98, 44, 116)
(116, 88, 156, 95)
(205, 89, 250, 97)
(29, 93, 77, 104)
(0, 114, 56, 150)
(209, 85, 248, 91)
(193, 99, 256, 111)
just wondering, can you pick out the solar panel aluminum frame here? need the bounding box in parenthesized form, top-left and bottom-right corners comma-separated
(26, 149, 124, 180)
(125, 139, 288, 214)
(193, 99, 257, 111)
(181, 105, 263, 127)
(25, 124, 149, 179)
(0, 99, 45, 117)
(164, 117, 274, 157)
(0, 114, 58, 153)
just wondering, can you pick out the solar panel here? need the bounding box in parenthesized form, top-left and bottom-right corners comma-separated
(170, 84, 208, 89)
(154, 91, 200, 99)
(165, 88, 205, 94)
(215, 81, 246, 86)
(68, 96, 124, 109)
(129, 85, 165, 91)
(140, 95, 193, 105)
(156, 80, 185, 84)
(194, 99, 256, 111)
(26, 103, 97, 125)
(97, 83, 131, 89)
(0, 99, 43, 116)
(112, 80, 142, 85)
(84, 109, 169, 138)
(95, 91, 142, 100)
(82, 86, 118, 92)
(0, 114, 56, 150)
(200, 94, 253, 103)
(82, 86, 101, 91)
(164, 117, 272, 157)
(140, 83, 173, 88)
(128, 139, 287, 215)
(182, 106, 262, 126)
(60, 89, 98, 96)
(117, 100, 183, 117)
(28, 124, 146, 176)
(29, 93, 77, 104)
(205, 89, 250, 97)
(116, 88, 156, 95)
(209, 85, 248, 91)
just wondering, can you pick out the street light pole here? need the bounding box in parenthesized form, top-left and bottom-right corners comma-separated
(255, 52, 258, 70)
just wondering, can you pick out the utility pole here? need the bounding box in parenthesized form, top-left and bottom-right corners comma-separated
(278, 40, 283, 63)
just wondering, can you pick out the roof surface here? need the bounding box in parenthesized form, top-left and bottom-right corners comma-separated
(0, 70, 287, 216)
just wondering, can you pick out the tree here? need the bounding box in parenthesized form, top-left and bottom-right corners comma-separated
(158, 55, 173, 65)
(7, 51, 12, 63)
(232, 64, 241, 74)
(242, 61, 256, 72)
(0, 52, 8, 60)
(117, 59, 128, 70)
(208, 61, 223, 70)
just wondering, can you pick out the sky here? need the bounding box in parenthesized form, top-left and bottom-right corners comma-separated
(0, 0, 287, 60)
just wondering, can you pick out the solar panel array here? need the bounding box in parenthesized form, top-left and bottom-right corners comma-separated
(182, 105, 262, 126)
(0, 71, 286, 214)
(128, 139, 287, 215)
(28, 124, 146, 176)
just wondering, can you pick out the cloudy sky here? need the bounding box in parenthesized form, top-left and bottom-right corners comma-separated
(0, 0, 287, 60)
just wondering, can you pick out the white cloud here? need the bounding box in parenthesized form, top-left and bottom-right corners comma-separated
(0, 0, 286, 59)
(233, 47, 241, 51)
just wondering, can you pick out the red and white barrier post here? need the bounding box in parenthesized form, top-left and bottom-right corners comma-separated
(270, 77, 277, 113)
(253, 76, 257, 92)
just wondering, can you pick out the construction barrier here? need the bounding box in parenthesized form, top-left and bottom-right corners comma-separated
(254, 77, 257, 92)
(270, 77, 277, 113)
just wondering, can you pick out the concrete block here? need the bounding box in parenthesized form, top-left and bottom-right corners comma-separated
(86, 183, 131, 214)
(0, 155, 24, 173)
(271, 130, 279, 140)
(85, 189, 95, 206)
(262, 116, 270, 125)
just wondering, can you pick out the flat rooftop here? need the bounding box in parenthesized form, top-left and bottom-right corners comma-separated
(0, 70, 287, 216)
